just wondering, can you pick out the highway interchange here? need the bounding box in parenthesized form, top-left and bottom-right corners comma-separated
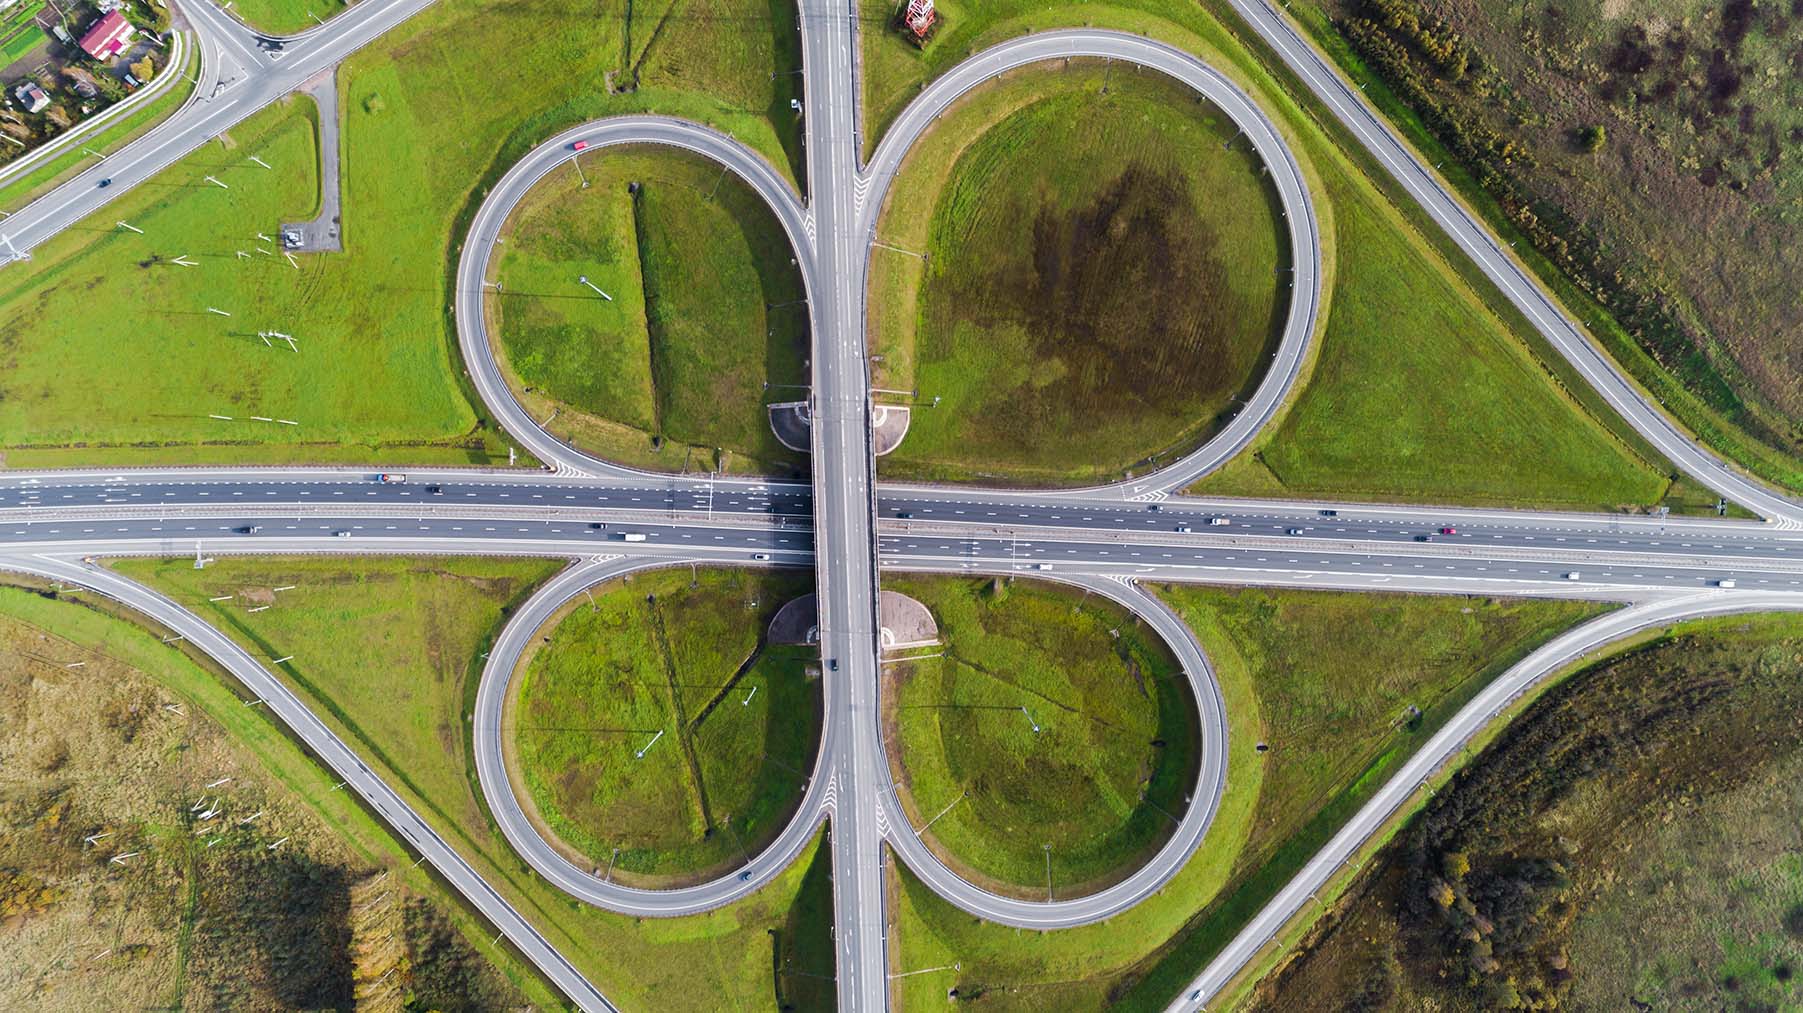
(2, 0, 1802, 1010)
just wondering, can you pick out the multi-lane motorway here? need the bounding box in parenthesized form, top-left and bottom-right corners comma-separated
(3, 0, 1803, 1011)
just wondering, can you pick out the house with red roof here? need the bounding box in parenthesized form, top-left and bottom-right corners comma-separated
(78, 10, 134, 62)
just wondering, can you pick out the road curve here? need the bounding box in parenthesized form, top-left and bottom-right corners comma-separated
(1, 0, 438, 261)
(856, 30, 1324, 499)
(873, 569, 1230, 929)
(0, 552, 621, 1013)
(1167, 589, 1803, 1009)
(1221, 0, 1803, 526)
(453, 116, 817, 479)
(470, 555, 837, 916)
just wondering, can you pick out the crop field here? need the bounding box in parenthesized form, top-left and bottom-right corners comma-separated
(860, 0, 1690, 510)
(0, 0, 802, 470)
(885, 582, 1604, 1010)
(881, 575, 1198, 897)
(869, 64, 1286, 486)
(1289, 0, 1803, 494)
(510, 566, 821, 885)
(1248, 612, 1803, 1011)
(118, 554, 836, 1011)
(0, 581, 539, 1011)
(489, 145, 809, 476)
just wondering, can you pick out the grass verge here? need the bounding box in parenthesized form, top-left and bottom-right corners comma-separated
(488, 145, 809, 477)
(885, 583, 1606, 1010)
(860, 0, 1696, 512)
(880, 574, 1197, 898)
(116, 554, 838, 1011)
(508, 566, 821, 887)
(868, 62, 1285, 486)
(1246, 611, 1803, 1011)
(0, 579, 551, 1010)
(0, 0, 801, 470)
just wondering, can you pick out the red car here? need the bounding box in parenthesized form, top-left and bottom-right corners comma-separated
(571, 140, 590, 152)
(1439, 526, 1457, 535)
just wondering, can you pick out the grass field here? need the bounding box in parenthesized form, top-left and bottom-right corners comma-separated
(510, 566, 821, 885)
(860, 0, 1694, 511)
(1248, 612, 1803, 1011)
(117, 554, 837, 1011)
(869, 64, 1285, 486)
(229, 0, 344, 35)
(1193, 162, 1701, 511)
(0, 0, 802, 470)
(0, 581, 544, 1011)
(489, 146, 809, 476)
(881, 575, 1197, 897)
(885, 583, 1605, 1010)
(1284, 0, 1803, 495)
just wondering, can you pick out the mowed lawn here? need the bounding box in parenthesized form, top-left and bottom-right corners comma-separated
(882, 575, 1198, 897)
(490, 146, 809, 475)
(117, 554, 840, 1011)
(886, 583, 1605, 1011)
(871, 65, 1285, 485)
(1194, 174, 1680, 510)
(861, 0, 1686, 511)
(0, 0, 803, 469)
(230, 0, 344, 34)
(511, 566, 820, 885)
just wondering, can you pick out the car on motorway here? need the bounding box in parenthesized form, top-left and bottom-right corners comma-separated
(828, 658, 838, 672)
(738, 871, 752, 882)
(97, 177, 111, 188)
(1035, 563, 1053, 570)
(1175, 524, 1192, 533)
(1439, 526, 1458, 535)
(377, 473, 407, 484)
(895, 510, 912, 518)
(1415, 534, 1433, 542)
(571, 139, 590, 151)
(1319, 509, 1337, 517)
(752, 553, 771, 561)
(1565, 571, 1581, 580)
(1208, 517, 1231, 526)
(1286, 527, 1304, 535)
(428, 484, 444, 495)
(335, 531, 351, 538)
(1716, 578, 1737, 588)
(587, 522, 605, 530)
(620, 532, 647, 542)
(236, 525, 263, 534)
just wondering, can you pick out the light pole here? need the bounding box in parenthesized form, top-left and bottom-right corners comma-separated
(577, 275, 613, 301)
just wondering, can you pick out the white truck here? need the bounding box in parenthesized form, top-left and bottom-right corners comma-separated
(620, 533, 647, 542)
(377, 473, 407, 484)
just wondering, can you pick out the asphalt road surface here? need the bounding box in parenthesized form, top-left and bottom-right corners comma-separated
(4, 1, 1803, 1010)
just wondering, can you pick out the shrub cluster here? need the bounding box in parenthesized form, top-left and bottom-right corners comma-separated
(1335, 0, 1785, 446)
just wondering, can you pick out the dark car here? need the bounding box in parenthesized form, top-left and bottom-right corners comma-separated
(428, 484, 444, 495)
(97, 177, 112, 188)
(828, 658, 839, 672)
(1319, 509, 1337, 517)
(1414, 534, 1433, 542)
